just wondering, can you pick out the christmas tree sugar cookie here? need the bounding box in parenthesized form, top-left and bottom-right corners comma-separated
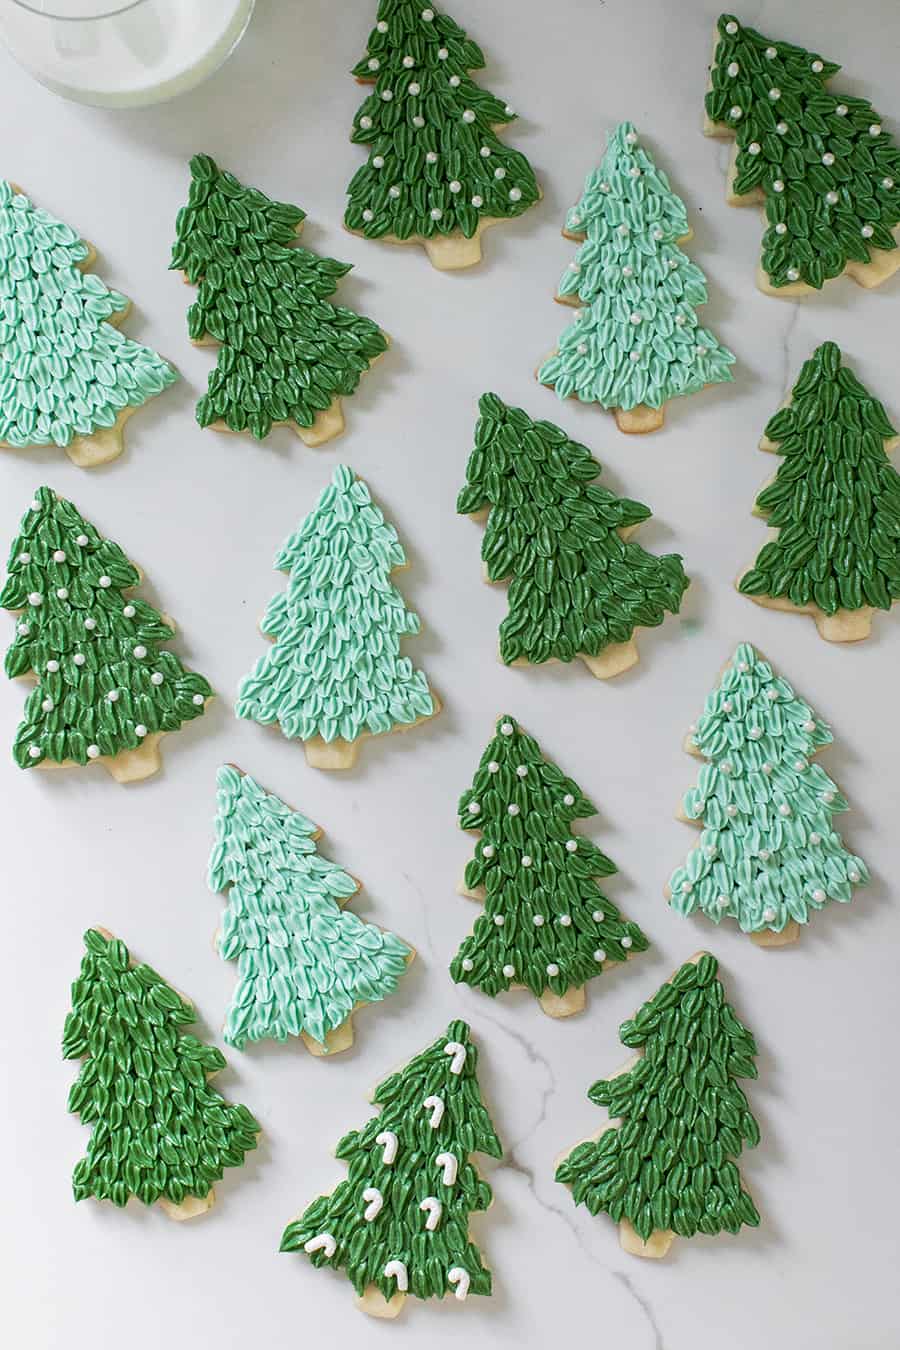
(538, 122, 734, 433)
(170, 154, 388, 445)
(0, 180, 176, 465)
(704, 14, 900, 295)
(2, 486, 212, 781)
(236, 465, 438, 767)
(458, 394, 690, 678)
(209, 765, 414, 1054)
(556, 952, 761, 1258)
(280, 1019, 501, 1317)
(666, 644, 868, 947)
(64, 928, 260, 1220)
(450, 714, 649, 1017)
(738, 342, 900, 641)
(345, 1, 541, 270)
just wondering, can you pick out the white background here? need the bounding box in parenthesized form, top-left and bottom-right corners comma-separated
(2, 2, 898, 1347)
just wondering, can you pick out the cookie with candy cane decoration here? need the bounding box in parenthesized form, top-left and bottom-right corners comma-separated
(556, 952, 761, 1258)
(280, 1020, 502, 1317)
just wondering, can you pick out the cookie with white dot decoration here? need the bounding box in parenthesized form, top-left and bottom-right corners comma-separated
(0, 180, 176, 466)
(537, 122, 734, 433)
(345, 1, 540, 270)
(1, 487, 212, 781)
(666, 644, 868, 947)
(738, 341, 900, 642)
(451, 714, 648, 1016)
(280, 1020, 502, 1318)
(704, 14, 900, 295)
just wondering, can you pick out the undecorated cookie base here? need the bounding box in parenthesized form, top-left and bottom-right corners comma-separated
(302, 691, 442, 770)
(346, 215, 510, 271)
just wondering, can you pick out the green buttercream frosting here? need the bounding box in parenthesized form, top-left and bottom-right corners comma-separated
(345, 0, 540, 240)
(209, 765, 411, 1049)
(1, 486, 212, 769)
(450, 714, 648, 1001)
(236, 465, 435, 746)
(63, 928, 260, 1209)
(556, 953, 761, 1242)
(739, 341, 900, 615)
(458, 394, 690, 665)
(669, 644, 868, 935)
(170, 154, 388, 440)
(706, 15, 900, 289)
(539, 123, 734, 410)
(280, 1019, 501, 1303)
(0, 180, 176, 449)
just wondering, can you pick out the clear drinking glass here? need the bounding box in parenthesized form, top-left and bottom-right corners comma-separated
(0, 0, 255, 107)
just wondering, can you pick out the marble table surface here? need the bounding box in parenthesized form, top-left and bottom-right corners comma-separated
(2, 2, 898, 1347)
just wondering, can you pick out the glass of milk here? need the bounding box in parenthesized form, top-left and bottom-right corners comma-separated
(0, 0, 255, 107)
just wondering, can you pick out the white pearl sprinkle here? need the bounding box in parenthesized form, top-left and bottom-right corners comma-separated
(494, 167, 506, 180)
(367, 57, 379, 70)
(381, 90, 393, 101)
(426, 150, 438, 163)
(862, 225, 874, 238)
(468, 801, 480, 815)
(98, 575, 111, 588)
(29, 499, 40, 511)
(412, 115, 425, 128)
(563, 793, 575, 806)
(462, 109, 475, 123)
(448, 75, 460, 88)
(502, 964, 515, 978)
(811, 59, 824, 73)
(812, 889, 826, 903)
(515, 764, 528, 778)
(765, 45, 776, 58)
(696, 344, 708, 356)
(87, 744, 100, 759)
(775, 222, 788, 234)
(471, 195, 483, 207)
(377, 20, 387, 31)
(493, 914, 504, 926)
(776, 121, 788, 134)
(622, 264, 633, 276)
(727, 61, 739, 77)
(546, 964, 560, 978)
(809, 833, 821, 846)
(870, 124, 882, 136)
(748, 142, 761, 156)
(487, 761, 499, 774)
(41, 697, 53, 711)
(135, 724, 147, 738)
(438, 48, 448, 60)
(726, 804, 738, 817)
(848, 869, 860, 883)
(749, 727, 763, 739)
(28, 745, 41, 758)
(630, 311, 642, 325)
(509, 187, 522, 202)
(621, 935, 633, 949)
(389, 185, 401, 198)
(883, 178, 895, 190)
(17, 623, 29, 635)
(768, 87, 781, 100)
(629, 349, 641, 362)
(533, 915, 544, 926)
(629, 166, 641, 178)
(28, 591, 42, 606)
(835, 104, 848, 116)
(787, 268, 800, 281)
(618, 223, 629, 236)
(107, 689, 119, 702)
(74, 653, 85, 666)
(56, 587, 68, 600)
(508, 803, 519, 816)
(151, 672, 164, 686)
(132, 644, 147, 660)
(52, 549, 65, 562)
(402, 55, 414, 68)
(449, 180, 461, 193)
(360, 116, 372, 129)
(500, 722, 514, 736)
(362, 209, 374, 222)
(594, 948, 606, 962)
(822, 152, 835, 167)
(729, 106, 742, 120)
(726, 20, 739, 33)
(559, 915, 572, 927)
(625, 131, 637, 145)
(762, 764, 773, 776)
(717, 895, 730, 910)
(409, 82, 421, 95)
(565, 839, 577, 853)
(421, 7, 434, 18)
(482, 845, 495, 858)
(653, 228, 663, 240)
(522, 855, 532, 868)
(372, 155, 385, 168)
(763, 907, 777, 923)
(593, 910, 604, 923)
(773, 179, 785, 193)
(46, 659, 59, 672)
(779, 804, 791, 817)
(461, 958, 473, 972)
